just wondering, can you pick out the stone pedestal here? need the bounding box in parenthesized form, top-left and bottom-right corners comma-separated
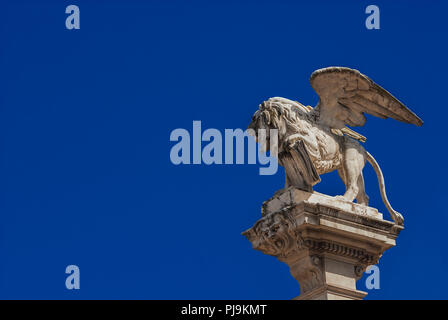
(242, 188, 403, 300)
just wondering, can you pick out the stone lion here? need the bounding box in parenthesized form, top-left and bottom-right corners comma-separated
(248, 67, 423, 225)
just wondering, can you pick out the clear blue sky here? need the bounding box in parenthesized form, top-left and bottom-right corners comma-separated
(0, 0, 447, 299)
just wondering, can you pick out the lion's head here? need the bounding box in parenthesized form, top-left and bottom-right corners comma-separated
(248, 97, 314, 152)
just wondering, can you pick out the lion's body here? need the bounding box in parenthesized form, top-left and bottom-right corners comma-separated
(307, 124, 343, 175)
(280, 115, 370, 205)
(249, 97, 404, 225)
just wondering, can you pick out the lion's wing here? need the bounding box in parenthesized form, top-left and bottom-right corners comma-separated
(309, 67, 423, 128)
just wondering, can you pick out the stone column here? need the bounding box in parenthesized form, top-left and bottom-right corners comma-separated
(242, 188, 403, 300)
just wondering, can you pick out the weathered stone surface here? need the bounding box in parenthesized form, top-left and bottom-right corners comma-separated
(248, 67, 422, 225)
(262, 188, 382, 220)
(243, 188, 403, 300)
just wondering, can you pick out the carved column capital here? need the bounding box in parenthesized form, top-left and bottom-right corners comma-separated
(243, 188, 403, 300)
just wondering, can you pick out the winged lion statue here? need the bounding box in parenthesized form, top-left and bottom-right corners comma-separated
(248, 67, 422, 225)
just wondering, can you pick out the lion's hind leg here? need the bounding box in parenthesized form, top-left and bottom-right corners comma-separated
(338, 140, 366, 202)
(336, 167, 366, 204)
(355, 173, 369, 206)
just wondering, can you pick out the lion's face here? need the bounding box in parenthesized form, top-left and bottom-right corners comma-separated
(248, 98, 291, 152)
(248, 108, 274, 153)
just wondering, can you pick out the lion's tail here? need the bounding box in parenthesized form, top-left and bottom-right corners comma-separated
(366, 151, 404, 225)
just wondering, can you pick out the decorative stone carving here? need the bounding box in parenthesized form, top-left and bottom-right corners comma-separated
(288, 255, 324, 294)
(243, 188, 403, 300)
(248, 67, 422, 225)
